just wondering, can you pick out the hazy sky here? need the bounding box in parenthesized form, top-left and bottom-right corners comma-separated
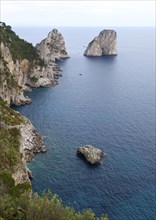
(1, 1, 155, 27)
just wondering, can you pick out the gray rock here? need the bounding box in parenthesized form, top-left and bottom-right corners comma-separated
(20, 122, 47, 162)
(84, 30, 117, 56)
(36, 29, 69, 63)
(77, 145, 104, 164)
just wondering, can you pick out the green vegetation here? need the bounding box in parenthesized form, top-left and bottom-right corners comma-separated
(0, 98, 23, 171)
(0, 22, 46, 93)
(0, 127, 20, 170)
(0, 98, 32, 209)
(0, 171, 31, 198)
(30, 75, 38, 83)
(0, 22, 44, 65)
(0, 55, 19, 90)
(0, 191, 108, 220)
(0, 98, 24, 126)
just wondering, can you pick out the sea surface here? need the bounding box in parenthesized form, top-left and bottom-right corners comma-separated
(13, 27, 155, 220)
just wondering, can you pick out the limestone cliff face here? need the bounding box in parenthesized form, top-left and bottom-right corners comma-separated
(20, 121, 46, 162)
(0, 23, 66, 188)
(0, 24, 67, 106)
(84, 30, 117, 56)
(0, 98, 47, 186)
(0, 42, 57, 106)
(12, 118, 47, 185)
(36, 29, 69, 63)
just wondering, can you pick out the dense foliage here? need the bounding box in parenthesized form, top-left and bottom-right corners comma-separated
(0, 98, 25, 126)
(0, 191, 108, 220)
(0, 21, 44, 65)
(0, 98, 31, 194)
(0, 98, 21, 171)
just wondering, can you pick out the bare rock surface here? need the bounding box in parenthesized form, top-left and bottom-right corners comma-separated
(20, 122, 47, 162)
(0, 42, 56, 105)
(77, 145, 104, 164)
(84, 30, 117, 56)
(36, 29, 69, 63)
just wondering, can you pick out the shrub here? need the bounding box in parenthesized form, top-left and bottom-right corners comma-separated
(0, 190, 109, 220)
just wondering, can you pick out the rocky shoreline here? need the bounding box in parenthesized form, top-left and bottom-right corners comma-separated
(10, 30, 69, 185)
(0, 23, 69, 187)
(0, 23, 117, 188)
(12, 118, 47, 186)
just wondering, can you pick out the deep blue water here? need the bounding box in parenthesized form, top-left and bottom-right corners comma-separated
(13, 27, 155, 220)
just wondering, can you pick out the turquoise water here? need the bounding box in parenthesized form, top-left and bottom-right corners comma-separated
(13, 27, 155, 220)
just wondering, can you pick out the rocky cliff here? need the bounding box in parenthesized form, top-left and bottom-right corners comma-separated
(0, 97, 47, 195)
(0, 23, 66, 106)
(36, 29, 69, 63)
(0, 22, 67, 190)
(84, 30, 117, 56)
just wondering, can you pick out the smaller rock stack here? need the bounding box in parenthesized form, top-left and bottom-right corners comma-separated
(77, 145, 104, 164)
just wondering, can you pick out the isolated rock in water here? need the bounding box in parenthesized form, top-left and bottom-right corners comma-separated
(77, 145, 104, 164)
(84, 30, 117, 56)
(36, 29, 69, 63)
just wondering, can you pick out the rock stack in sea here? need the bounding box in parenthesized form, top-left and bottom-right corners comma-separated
(36, 29, 69, 63)
(77, 145, 104, 164)
(84, 30, 117, 56)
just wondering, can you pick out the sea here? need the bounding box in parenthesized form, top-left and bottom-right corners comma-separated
(13, 27, 155, 220)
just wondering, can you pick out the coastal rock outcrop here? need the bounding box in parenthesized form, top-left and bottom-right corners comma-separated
(0, 111, 47, 186)
(0, 42, 56, 105)
(20, 121, 47, 162)
(0, 23, 66, 190)
(36, 29, 69, 63)
(0, 23, 66, 106)
(0, 98, 47, 186)
(77, 145, 104, 164)
(84, 30, 117, 56)
(0, 23, 50, 188)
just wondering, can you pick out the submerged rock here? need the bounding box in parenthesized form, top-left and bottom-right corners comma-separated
(84, 30, 117, 56)
(77, 145, 103, 164)
(36, 29, 69, 63)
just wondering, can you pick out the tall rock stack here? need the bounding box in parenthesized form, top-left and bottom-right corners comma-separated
(36, 29, 69, 63)
(84, 30, 117, 56)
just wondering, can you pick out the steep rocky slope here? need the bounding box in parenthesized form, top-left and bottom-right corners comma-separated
(36, 28, 69, 63)
(84, 30, 117, 56)
(0, 97, 47, 186)
(0, 22, 65, 106)
(0, 22, 66, 189)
